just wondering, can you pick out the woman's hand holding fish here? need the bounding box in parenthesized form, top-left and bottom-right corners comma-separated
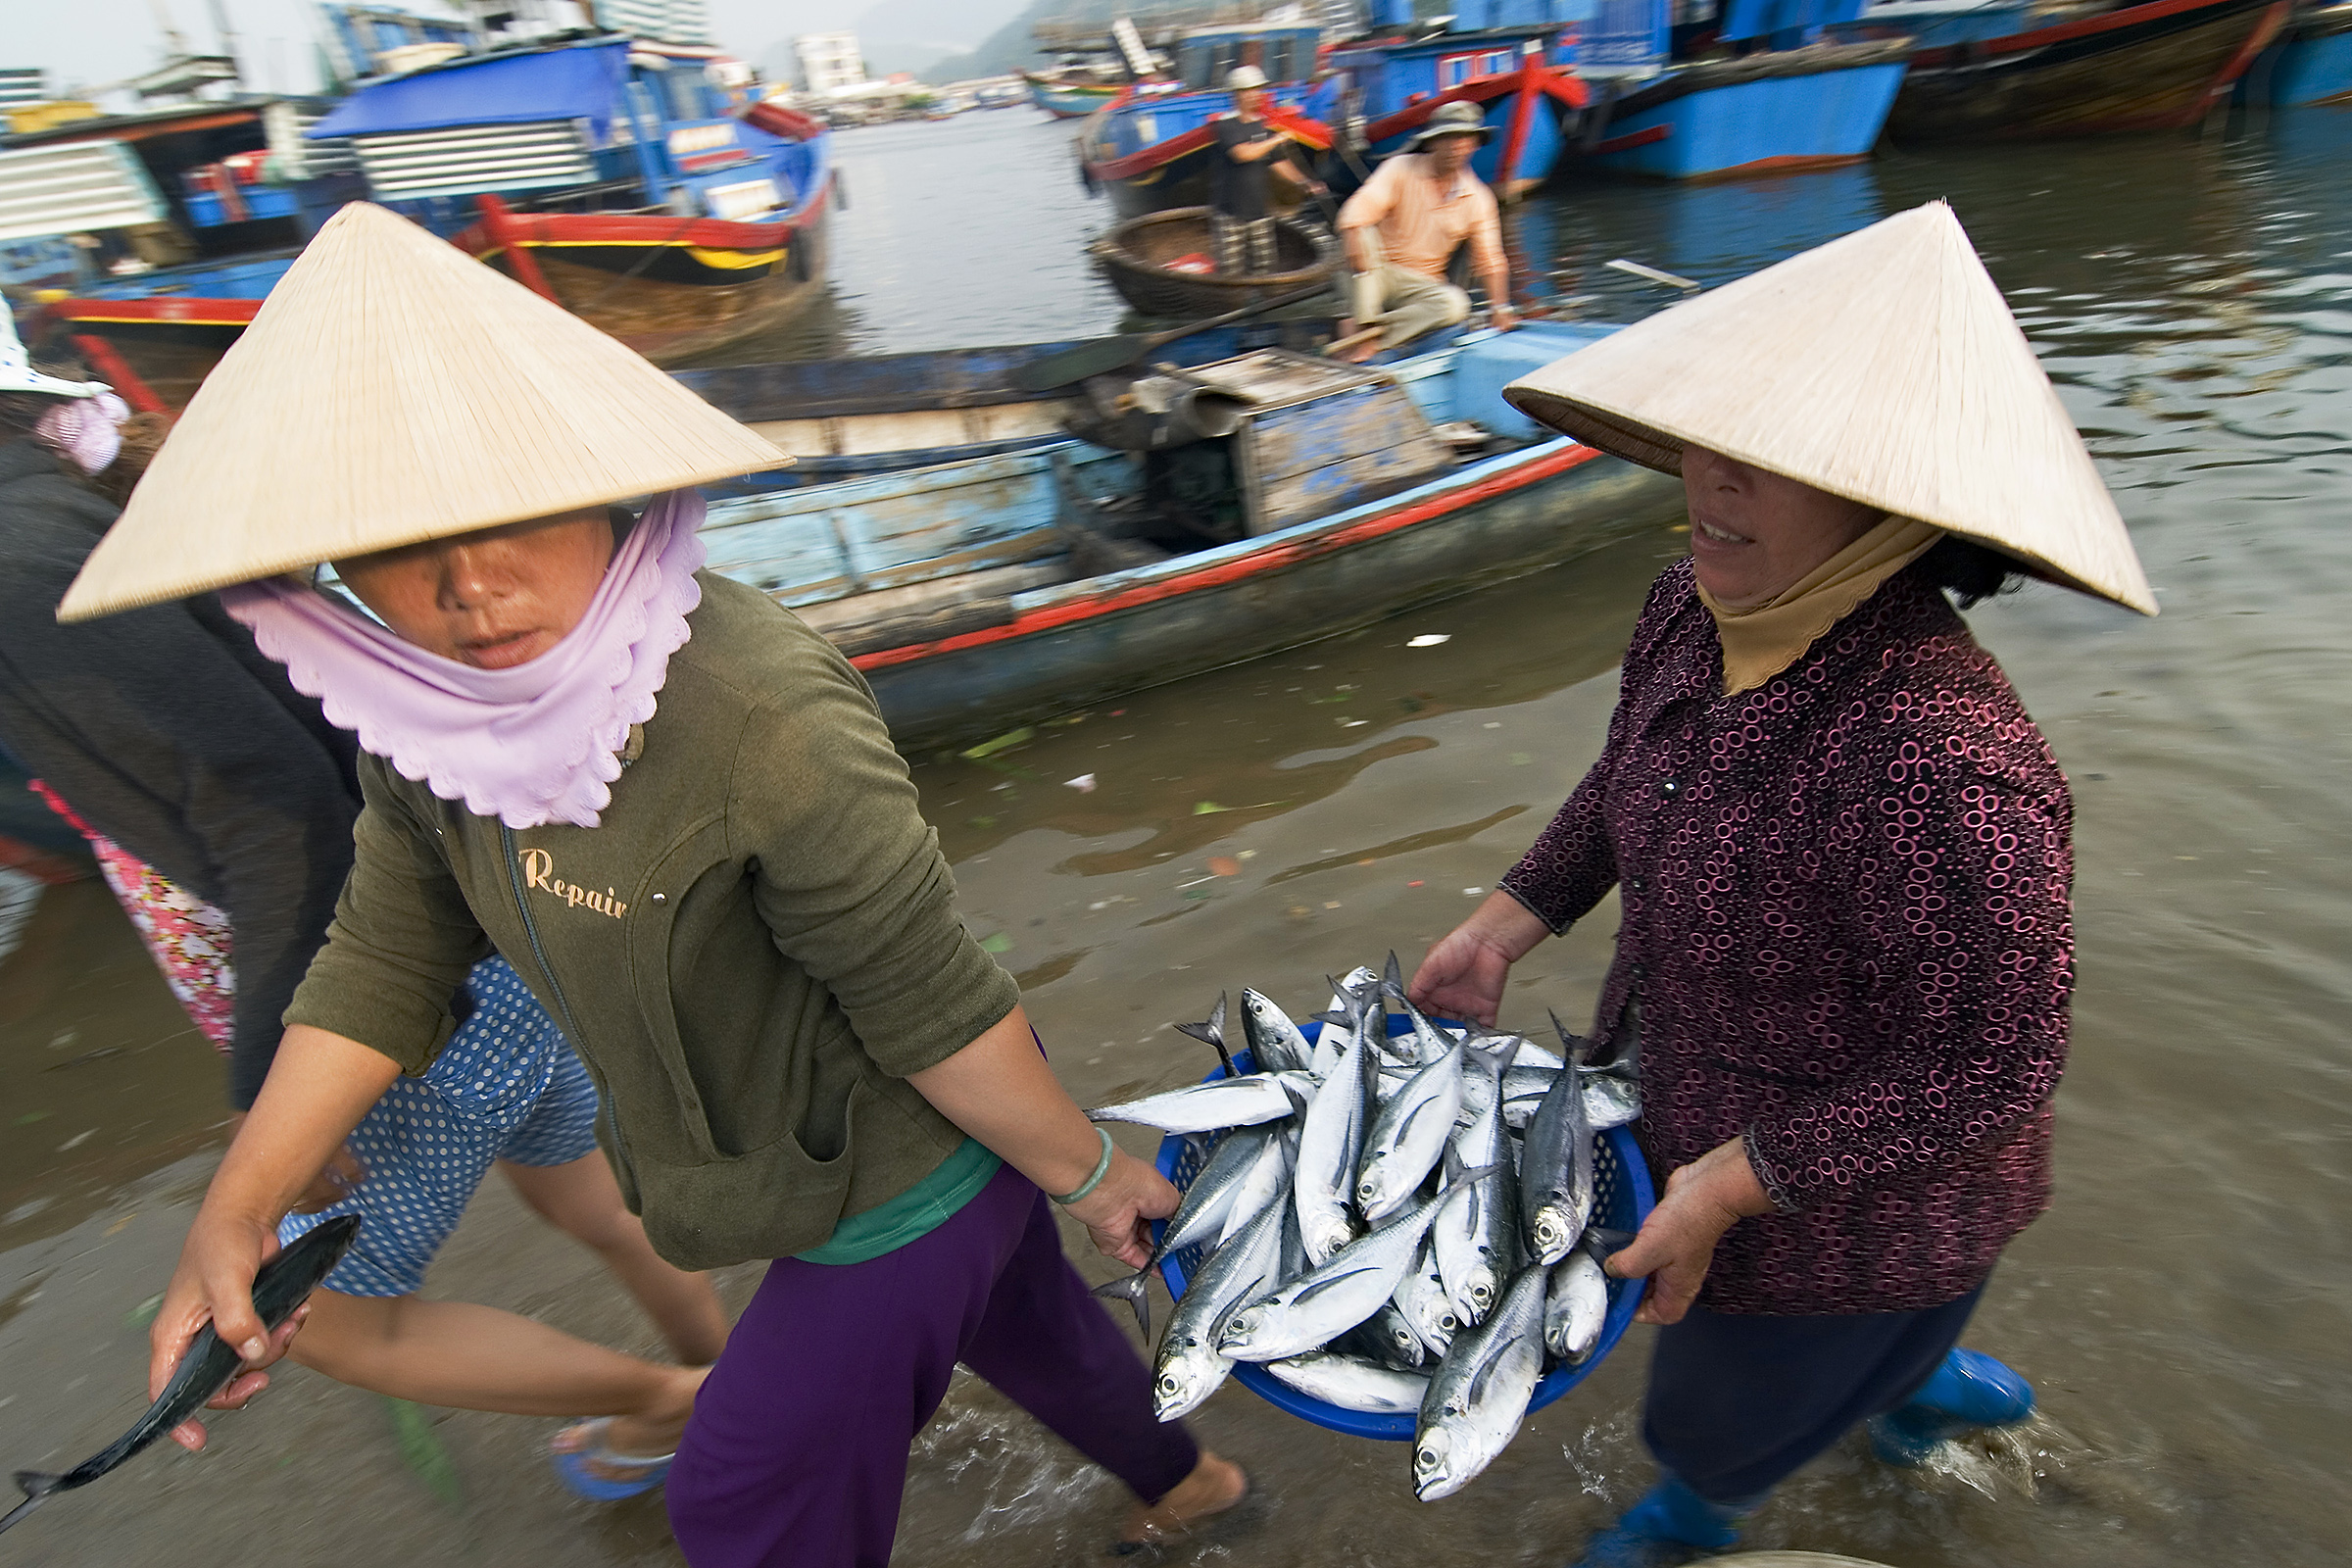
(905, 1004, 1181, 1268)
(1604, 1136, 1774, 1325)
(1408, 892, 1551, 1028)
(1063, 1151, 1181, 1269)
(148, 1211, 302, 1449)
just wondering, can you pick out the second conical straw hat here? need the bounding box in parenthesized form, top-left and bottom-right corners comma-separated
(1505, 201, 2155, 615)
(59, 202, 791, 621)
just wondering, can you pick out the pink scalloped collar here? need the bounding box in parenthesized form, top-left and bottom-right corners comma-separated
(223, 489, 706, 829)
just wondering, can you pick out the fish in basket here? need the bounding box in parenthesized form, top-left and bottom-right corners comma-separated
(1087, 205, 1342, 320)
(1084, 959, 1653, 1499)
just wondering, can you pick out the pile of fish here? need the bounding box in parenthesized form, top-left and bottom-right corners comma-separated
(1086, 959, 1641, 1500)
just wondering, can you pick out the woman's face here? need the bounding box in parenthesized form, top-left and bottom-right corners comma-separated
(333, 509, 614, 670)
(1682, 446, 1883, 611)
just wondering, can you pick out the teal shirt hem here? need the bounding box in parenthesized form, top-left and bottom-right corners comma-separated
(794, 1137, 1004, 1266)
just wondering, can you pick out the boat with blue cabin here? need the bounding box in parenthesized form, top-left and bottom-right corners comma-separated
(18, 5, 828, 404)
(1572, 0, 1913, 180)
(1323, 0, 1593, 202)
(695, 319, 1682, 748)
(1076, 20, 1335, 221)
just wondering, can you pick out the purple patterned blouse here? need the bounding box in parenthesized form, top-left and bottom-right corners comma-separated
(1500, 560, 2072, 1316)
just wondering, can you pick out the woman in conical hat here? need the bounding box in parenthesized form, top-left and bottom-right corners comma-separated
(1407, 202, 2150, 1566)
(73, 204, 1245, 1561)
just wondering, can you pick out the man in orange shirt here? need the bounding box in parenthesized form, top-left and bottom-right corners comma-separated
(1334, 101, 1518, 361)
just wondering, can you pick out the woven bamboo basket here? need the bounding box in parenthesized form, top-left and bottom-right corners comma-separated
(1088, 205, 1340, 319)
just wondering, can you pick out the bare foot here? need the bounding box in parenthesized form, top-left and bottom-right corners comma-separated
(1119, 1451, 1248, 1549)
(553, 1365, 708, 1482)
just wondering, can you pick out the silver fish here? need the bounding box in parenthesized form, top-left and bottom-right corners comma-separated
(1543, 1229, 1632, 1366)
(1381, 952, 1449, 1065)
(1413, 1262, 1548, 1501)
(1394, 1232, 1459, 1359)
(1088, 1072, 1303, 1135)
(1363, 1301, 1428, 1369)
(1172, 993, 1237, 1076)
(1519, 1026, 1593, 1266)
(1092, 1124, 1276, 1338)
(1266, 1351, 1430, 1414)
(0, 1215, 360, 1537)
(1544, 1250, 1610, 1366)
(1581, 1071, 1640, 1131)
(1437, 1076, 1520, 1327)
(1221, 1177, 1476, 1364)
(1355, 1041, 1464, 1222)
(1293, 994, 1377, 1265)
(1494, 1035, 1565, 1072)
(1239, 987, 1312, 1075)
(1218, 1123, 1296, 1248)
(1151, 1200, 1284, 1422)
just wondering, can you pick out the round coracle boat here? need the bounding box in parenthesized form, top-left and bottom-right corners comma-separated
(1088, 205, 1340, 318)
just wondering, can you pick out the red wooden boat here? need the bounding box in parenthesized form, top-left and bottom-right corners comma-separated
(1886, 0, 2291, 141)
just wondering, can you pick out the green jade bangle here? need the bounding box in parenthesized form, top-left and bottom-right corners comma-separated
(1050, 1127, 1116, 1205)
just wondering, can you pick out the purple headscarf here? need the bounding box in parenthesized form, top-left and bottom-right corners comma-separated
(223, 489, 707, 829)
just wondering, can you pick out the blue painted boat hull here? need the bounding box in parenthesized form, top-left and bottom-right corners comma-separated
(1360, 86, 1573, 192)
(1585, 57, 1907, 179)
(2242, 8, 2352, 104)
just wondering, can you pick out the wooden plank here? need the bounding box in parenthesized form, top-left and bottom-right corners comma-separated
(1244, 382, 1454, 535)
(746, 401, 1073, 458)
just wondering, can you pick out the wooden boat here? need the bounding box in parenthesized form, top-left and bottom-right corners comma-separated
(1886, 0, 2291, 140)
(699, 321, 1685, 749)
(1087, 206, 1339, 318)
(2238, 0, 2352, 104)
(1077, 21, 1335, 220)
(1323, 18, 1592, 202)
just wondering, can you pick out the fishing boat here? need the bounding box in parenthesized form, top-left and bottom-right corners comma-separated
(1568, 0, 1912, 181)
(1076, 21, 1336, 220)
(1022, 70, 1129, 120)
(2237, 0, 2352, 104)
(1323, 0, 1592, 202)
(315, 36, 829, 364)
(1882, 0, 2290, 140)
(1088, 206, 1340, 318)
(697, 320, 1684, 749)
(24, 29, 827, 402)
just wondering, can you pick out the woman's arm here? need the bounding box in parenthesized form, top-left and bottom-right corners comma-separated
(1406, 889, 1551, 1027)
(907, 1004, 1176, 1267)
(147, 1025, 401, 1446)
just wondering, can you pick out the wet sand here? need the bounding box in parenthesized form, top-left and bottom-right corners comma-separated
(3, 109, 2349, 1566)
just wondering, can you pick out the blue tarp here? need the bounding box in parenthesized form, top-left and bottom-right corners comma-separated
(1719, 0, 1869, 42)
(308, 40, 630, 142)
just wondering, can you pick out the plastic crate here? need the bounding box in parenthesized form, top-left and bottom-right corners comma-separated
(1151, 1022, 1654, 1441)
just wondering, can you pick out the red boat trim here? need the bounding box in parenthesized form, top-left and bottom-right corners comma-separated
(1911, 0, 2268, 66)
(67, 333, 167, 414)
(1500, 49, 1544, 187)
(2210, 1, 2295, 99)
(41, 297, 261, 326)
(472, 194, 559, 302)
(1362, 66, 1588, 145)
(851, 443, 1602, 671)
(1592, 123, 1672, 154)
(1685, 151, 1870, 179)
(27, 108, 262, 145)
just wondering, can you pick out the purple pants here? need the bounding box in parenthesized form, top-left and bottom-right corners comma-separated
(665, 1161, 1200, 1567)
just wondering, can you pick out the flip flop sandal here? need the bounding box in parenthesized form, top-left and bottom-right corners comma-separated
(549, 1417, 675, 1501)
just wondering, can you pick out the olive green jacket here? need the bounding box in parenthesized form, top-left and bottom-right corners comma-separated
(285, 572, 1019, 1269)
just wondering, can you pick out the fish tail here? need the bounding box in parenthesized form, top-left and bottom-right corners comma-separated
(1091, 1272, 1153, 1342)
(0, 1477, 60, 1537)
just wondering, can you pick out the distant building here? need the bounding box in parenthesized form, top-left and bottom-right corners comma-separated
(601, 0, 712, 47)
(0, 69, 48, 108)
(794, 32, 866, 95)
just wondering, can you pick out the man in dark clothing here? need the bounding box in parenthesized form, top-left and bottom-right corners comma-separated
(1209, 64, 1324, 275)
(0, 434, 362, 1108)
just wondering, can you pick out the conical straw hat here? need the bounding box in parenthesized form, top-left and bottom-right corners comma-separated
(1505, 201, 2155, 615)
(59, 202, 791, 621)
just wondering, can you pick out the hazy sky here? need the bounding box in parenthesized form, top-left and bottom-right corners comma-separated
(14, 0, 866, 101)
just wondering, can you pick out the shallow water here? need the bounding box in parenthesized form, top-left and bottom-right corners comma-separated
(2, 108, 2348, 1565)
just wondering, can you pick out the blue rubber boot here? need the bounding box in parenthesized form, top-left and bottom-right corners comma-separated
(1571, 1475, 1759, 1568)
(1869, 1348, 2035, 1466)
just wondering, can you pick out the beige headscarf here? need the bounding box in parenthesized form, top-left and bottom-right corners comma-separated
(1694, 515, 1942, 696)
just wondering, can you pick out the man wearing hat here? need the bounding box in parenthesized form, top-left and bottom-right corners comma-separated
(1209, 65, 1324, 276)
(1332, 100, 1516, 362)
(1410, 202, 2153, 1565)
